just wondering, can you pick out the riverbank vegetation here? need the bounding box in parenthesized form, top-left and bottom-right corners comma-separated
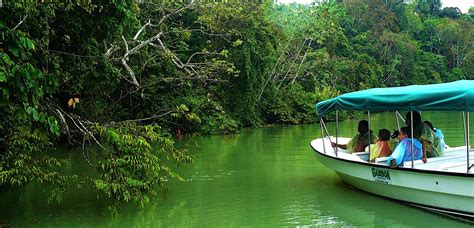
(1, 0, 473, 209)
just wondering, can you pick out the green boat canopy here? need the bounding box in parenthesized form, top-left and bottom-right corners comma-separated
(316, 80, 474, 117)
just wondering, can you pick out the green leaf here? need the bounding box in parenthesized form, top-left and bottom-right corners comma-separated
(25, 106, 34, 115)
(9, 47, 19, 57)
(232, 39, 243, 47)
(178, 104, 189, 112)
(49, 123, 60, 137)
(0, 72, 6, 82)
(19, 37, 35, 50)
(40, 113, 46, 123)
(26, 39, 35, 50)
(32, 110, 39, 121)
(2, 88, 9, 97)
(2, 54, 12, 65)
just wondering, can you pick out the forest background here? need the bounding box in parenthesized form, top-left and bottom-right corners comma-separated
(1, 0, 473, 210)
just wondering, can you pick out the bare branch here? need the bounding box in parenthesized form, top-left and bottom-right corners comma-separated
(258, 38, 293, 101)
(107, 3, 228, 89)
(121, 58, 140, 87)
(120, 35, 140, 87)
(49, 50, 97, 58)
(105, 45, 116, 57)
(59, 109, 113, 158)
(134, 20, 151, 40)
(291, 38, 312, 84)
(82, 142, 96, 169)
(278, 39, 307, 88)
(126, 32, 163, 59)
(158, 3, 189, 26)
(55, 108, 71, 142)
(121, 110, 173, 123)
(121, 36, 130, 57)
(185, 51, 223, 65)
(13, 15, 28, 30)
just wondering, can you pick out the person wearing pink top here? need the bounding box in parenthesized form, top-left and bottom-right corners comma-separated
(369, 129, 394, 162)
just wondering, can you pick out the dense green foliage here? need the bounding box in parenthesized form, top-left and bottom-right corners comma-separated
(1, 0, 472, 209)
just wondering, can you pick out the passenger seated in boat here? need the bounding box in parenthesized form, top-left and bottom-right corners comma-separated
(405, 111, 437, 163)
(424, 121, 445, 157)
(389, 129, 399, 150)
(368, 129, 394, 162)
(387, 127, 423, 168)
(331, 120, 377, 153)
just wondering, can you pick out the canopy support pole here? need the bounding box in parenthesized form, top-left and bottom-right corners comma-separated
(395, 111, 401, 131)
(396, 111, 406, 124)
(335, 110, 339, 157)
(321, 119, 333, 145)
(320, 118, 326, 154)
(368, 111, 371, 161)
(463, 112, 471, 173)
(321, 118, 336, 154)
(411, 111, 414, 168)
(467, 112, 471, 173)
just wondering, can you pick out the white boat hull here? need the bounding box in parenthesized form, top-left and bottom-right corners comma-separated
(311, 138, 474, 218)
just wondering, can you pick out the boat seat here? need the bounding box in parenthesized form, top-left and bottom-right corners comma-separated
(352, 151, 369, 161)
(352, 152, 369, 156)
(336, 152, 365, 162)
(438, 161, 474, 172)
(375, 156, 389, 163)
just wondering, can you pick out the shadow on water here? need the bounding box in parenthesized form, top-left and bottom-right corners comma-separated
(0, 183, 117, 227)
(310, 179, 473, 226)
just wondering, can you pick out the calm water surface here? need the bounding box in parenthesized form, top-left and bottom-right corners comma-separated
(1, 112, 473, 227)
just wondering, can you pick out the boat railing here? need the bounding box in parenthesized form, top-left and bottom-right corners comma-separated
(319, 110, 473, 173)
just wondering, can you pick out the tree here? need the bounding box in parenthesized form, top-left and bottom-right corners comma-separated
(397, 4, 423, 36)
(440, 7, 462, 19)
(1, 1, 204, 211)
(415, 0, 442, 16)
(198, 3, 279, 127)
(461, 50, 474, 79)
(342, 0, 398, 34)
(436, 19, 473, 68)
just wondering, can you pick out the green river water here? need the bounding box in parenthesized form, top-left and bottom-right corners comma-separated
(1, 112, 473, 227)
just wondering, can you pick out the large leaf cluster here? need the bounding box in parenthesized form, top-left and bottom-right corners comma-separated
(93, 124, 192, 208)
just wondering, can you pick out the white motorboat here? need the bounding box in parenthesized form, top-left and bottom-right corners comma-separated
(310, 81, 474, 218)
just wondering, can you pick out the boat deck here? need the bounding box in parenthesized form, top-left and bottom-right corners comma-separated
(384, 147, 473, 173)
(314, 137, 474, 174)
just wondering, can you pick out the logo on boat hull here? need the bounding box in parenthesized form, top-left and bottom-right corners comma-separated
(372, 168, 391, 184)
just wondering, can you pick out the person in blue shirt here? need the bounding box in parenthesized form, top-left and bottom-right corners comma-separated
(405, 111, 432, 163)
(387, 127, 423, 168)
